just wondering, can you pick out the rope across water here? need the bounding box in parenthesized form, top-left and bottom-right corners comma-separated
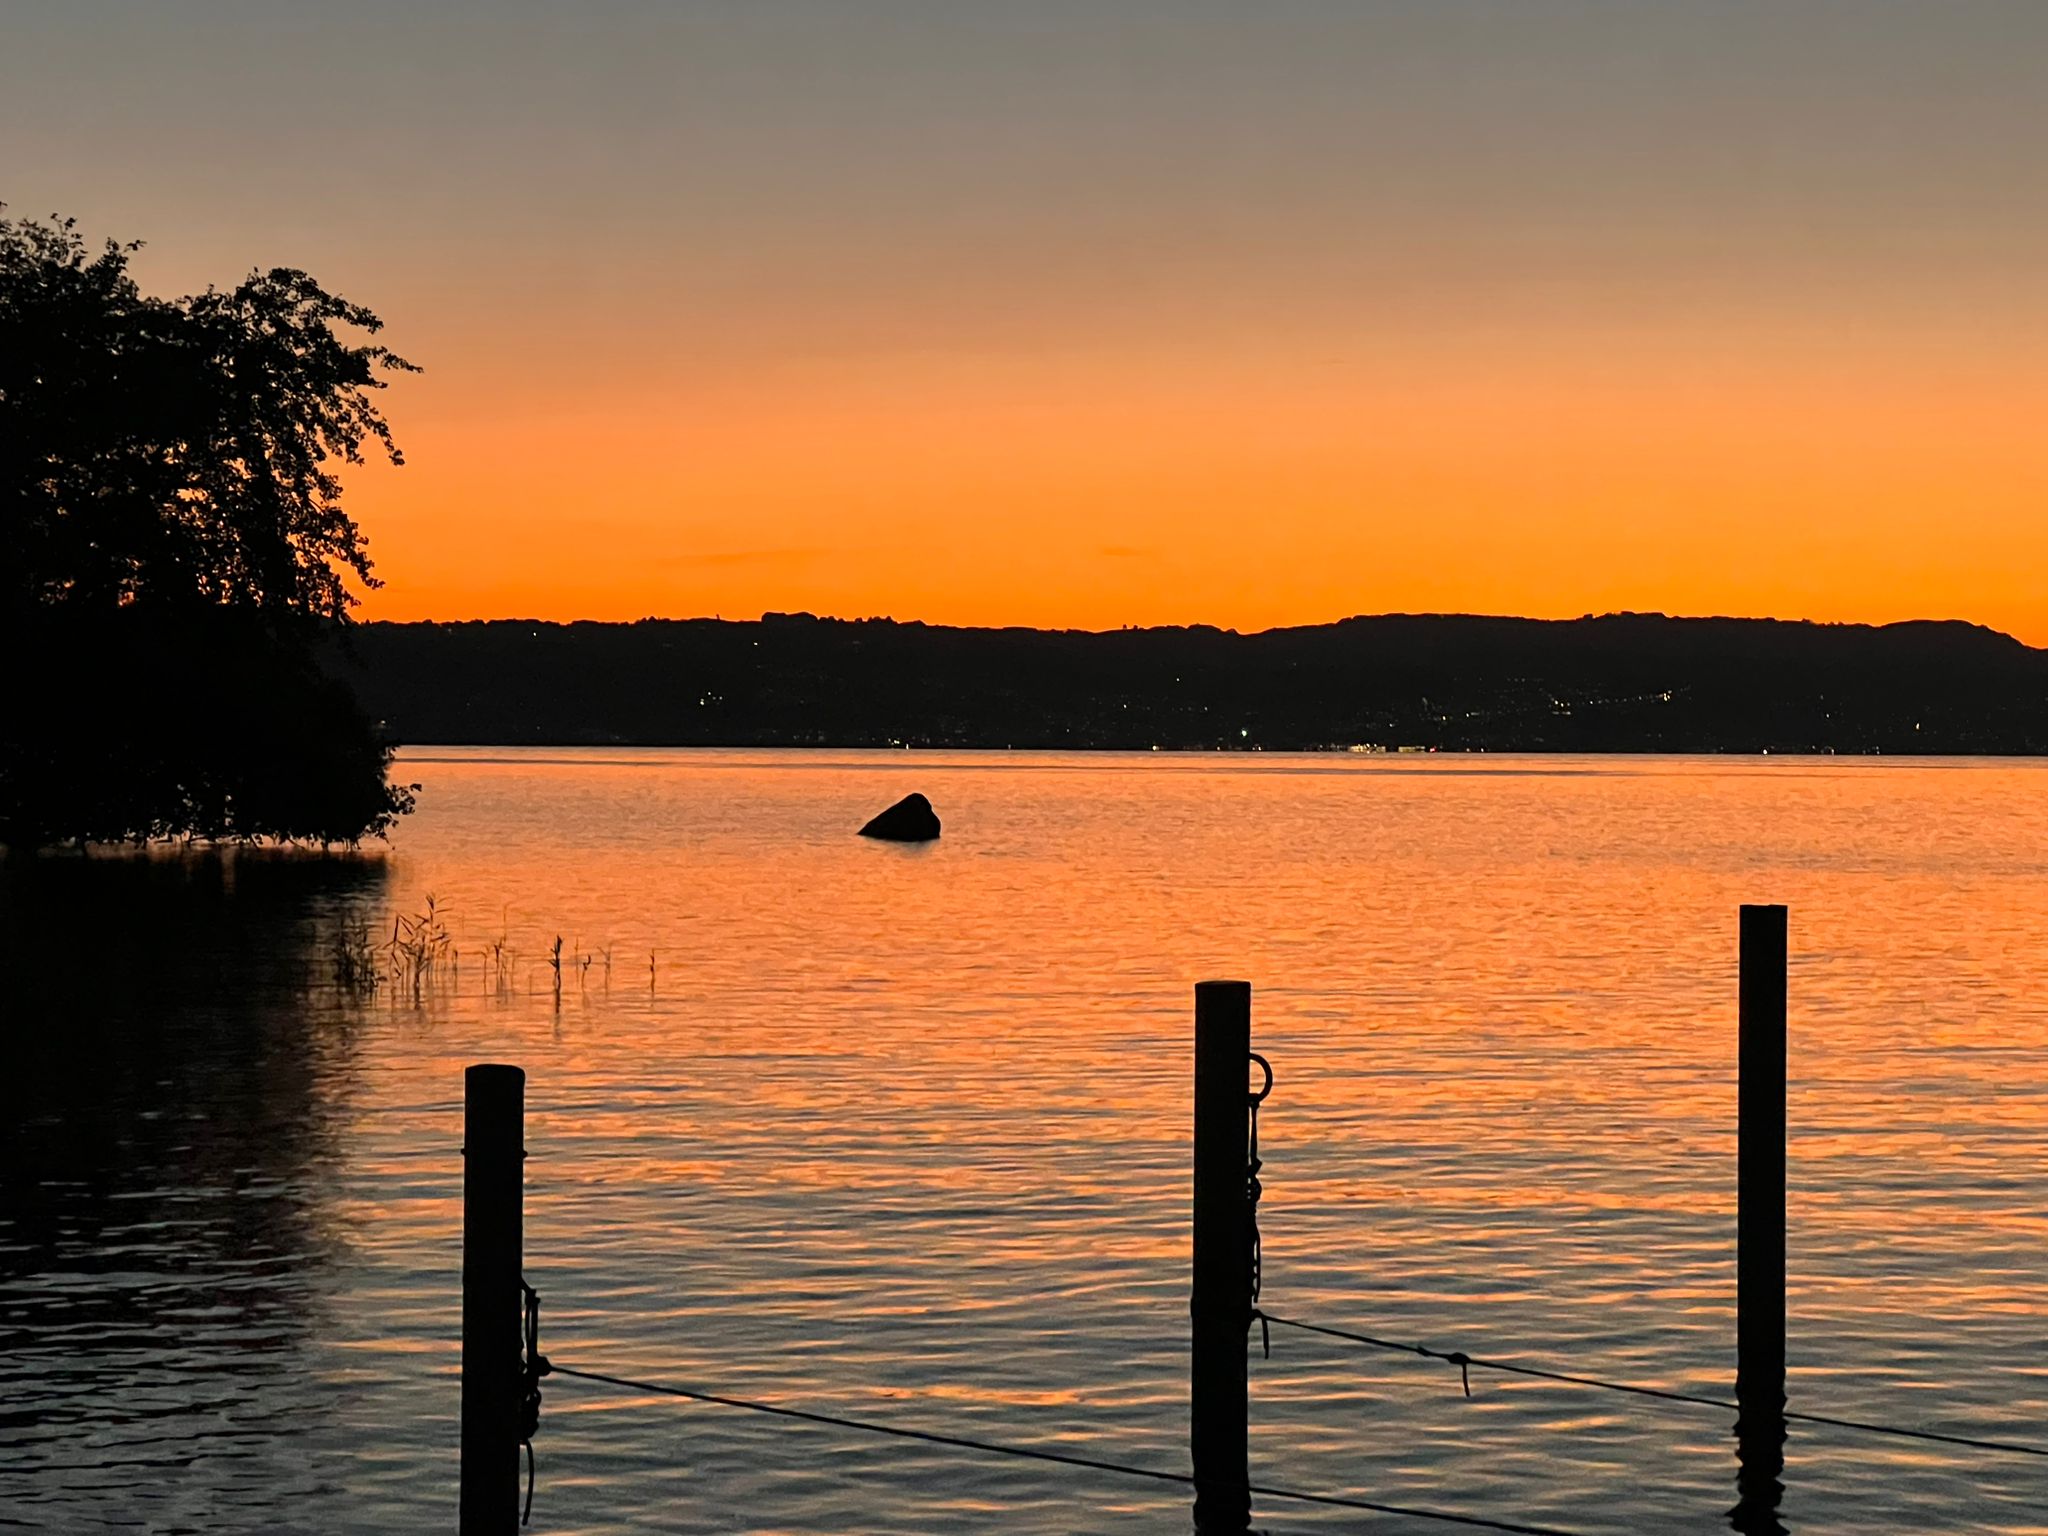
(1255, 1311, 2048, 1460)
(546, 1359, 1608, 1536)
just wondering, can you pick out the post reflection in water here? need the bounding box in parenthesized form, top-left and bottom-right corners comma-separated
(1732, 1410, 1789, 1535)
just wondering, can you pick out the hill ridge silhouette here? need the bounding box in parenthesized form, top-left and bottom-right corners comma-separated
(324, 611, 2048, 753)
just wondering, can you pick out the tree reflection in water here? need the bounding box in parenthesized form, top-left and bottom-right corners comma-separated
(0, 851, 388, 1525)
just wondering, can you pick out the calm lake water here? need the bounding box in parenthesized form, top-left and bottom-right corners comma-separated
(6, 749, 2048, 1535)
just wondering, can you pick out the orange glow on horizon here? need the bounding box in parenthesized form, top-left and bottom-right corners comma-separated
(349, 320, 2048, 645)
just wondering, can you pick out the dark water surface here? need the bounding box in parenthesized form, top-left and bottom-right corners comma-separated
(5, 750, 2048, 1534)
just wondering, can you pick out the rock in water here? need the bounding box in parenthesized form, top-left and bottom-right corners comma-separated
(859, 793, 941, 842)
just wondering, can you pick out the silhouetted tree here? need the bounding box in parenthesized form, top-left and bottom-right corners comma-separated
(1, 210, 419, 848)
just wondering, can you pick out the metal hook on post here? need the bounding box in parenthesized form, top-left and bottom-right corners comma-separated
(518, 1280, 552, 1525)
(1246, 1051, 1271, 1359)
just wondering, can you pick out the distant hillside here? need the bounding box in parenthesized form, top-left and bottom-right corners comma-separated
(321, 612, 2048, 754)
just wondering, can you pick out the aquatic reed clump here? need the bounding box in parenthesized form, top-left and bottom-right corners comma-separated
(331, 920, 381, 997)
(319, 901, 638, 1006)
(480, 923, 515, 996)
(386, 893, 453, 1000)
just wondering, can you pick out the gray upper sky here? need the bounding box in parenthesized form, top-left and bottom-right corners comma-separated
(11, 2, 2045, 351)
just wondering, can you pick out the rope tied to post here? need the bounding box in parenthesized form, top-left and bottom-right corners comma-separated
(1256, 1312, 1479, 1398)
(1247, 1051, 1272, 1358)
(519, 1279, 553, 1525)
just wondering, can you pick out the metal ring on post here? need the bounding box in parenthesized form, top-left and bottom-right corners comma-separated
(1248, 1052, 1273, 1105)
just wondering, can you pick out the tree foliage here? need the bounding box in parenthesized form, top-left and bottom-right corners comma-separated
(1, 211, 419, 848)
(2, 211, 415, 618)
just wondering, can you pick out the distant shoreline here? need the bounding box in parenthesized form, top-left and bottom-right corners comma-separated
(324, 611, 2048, 757)
(387, 742, 2042, 760)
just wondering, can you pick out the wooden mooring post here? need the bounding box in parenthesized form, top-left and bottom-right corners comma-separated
(461, 1063, 526, 1535)
(1733, 906, 1788, 1534)
(1191, 980, 1253, 1534)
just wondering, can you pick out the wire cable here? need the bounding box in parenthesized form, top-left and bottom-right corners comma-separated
(549, 1361, 1608, 1536)
(1257, 1311, 2048, 1460)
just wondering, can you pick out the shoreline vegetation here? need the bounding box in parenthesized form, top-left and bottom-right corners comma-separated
(3, 211, 416, 852)
(324, 610, 2048, 756)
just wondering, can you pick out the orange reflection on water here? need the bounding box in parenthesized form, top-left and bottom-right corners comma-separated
(28, 751, 2044, 1532)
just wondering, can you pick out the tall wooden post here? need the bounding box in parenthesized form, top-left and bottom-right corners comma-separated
(1191, 980, 1252, 1534)
(461, 1063, 526, 1535)
(1733, 907, 1787, 1534)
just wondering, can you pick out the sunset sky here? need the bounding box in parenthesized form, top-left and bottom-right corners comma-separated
(8, 2, 2048, 638)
